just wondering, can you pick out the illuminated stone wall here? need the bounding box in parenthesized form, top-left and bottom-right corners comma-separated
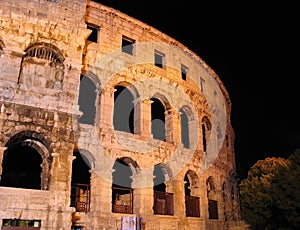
(0, 0, 247, 229)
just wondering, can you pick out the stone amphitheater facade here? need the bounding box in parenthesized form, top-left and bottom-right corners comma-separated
(0, 0, 247, 229)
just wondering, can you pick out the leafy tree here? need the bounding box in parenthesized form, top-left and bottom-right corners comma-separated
(239, 156, 289, 229)
(272, 149, 300, 229)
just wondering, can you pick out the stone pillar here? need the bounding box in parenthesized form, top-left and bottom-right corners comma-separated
(134, 98, 152, 138)
(90, 169, 113, 213)
(50, 151, 71, 206)
(131, 169, 154, 215)
(170, 178, 185, 217)
(201, 185, 209, 220)
(188, 120, 199, 150)
(99, 88, 114, 130)
(165, 108, 180, 144)
(217, 189, 224, 221)
(65, 154, 76, 205)
(0, 146, 7, 180)
(40, 158, 50, 190)
(94, 88, 101, 126)
(50, 152, 60, 190)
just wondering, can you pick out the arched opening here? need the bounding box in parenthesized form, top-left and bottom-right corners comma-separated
(18, 42, 65, 90)
(112, 158, 137, 214)
(0, 131, 51, 190)
(207, 176, 218, 220)
(114, 85, 134, 133)
(184, 171, 200, 217)
(202, 116, 211, 153)
(180, 108, 189, 148)
(78, 75, 98, 125)
(70, 151, 91, 213)
(151, 98, 166, 141)
(0, 145, 42, 189)
(153, 164, 167, 192)
(153, 164, 174, 215)
(23, 42, 64, 63)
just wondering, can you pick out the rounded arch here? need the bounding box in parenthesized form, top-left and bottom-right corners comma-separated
(150, 93, 171, 110)
(184, 170, 200, 189)
(207, 176, 219, 219)
(201, 116, 212, 131)
(78, 73, 101, 125)
(201, 116, 212, 153)
(153, 163, 173, 191)
(75, 149, 97, 170)
(150, 93, 173, 141)
(112, 157, 139, 188)
(24, 42, 64, 63)
(180, 106, 194, 148)
(111, 157, 138, 214)
(180, 105, 195, 121)
(114, 81, 140, 99)
(81, 70, 101, 89)
(18, 42, 65, 89)
(206, 176, 218, 201)
(1, 130, 53, 190)
(117, 157, 140, 175)
(206, 176, 216, 191)
(150, 95, 169, 142)
(113, 82, 139, 134)
(5, 130, 53, 154)
(184, 170, 201, 217)
(71, 150, 92, 212)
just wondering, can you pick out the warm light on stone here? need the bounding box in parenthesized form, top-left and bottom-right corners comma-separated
(0, 0, 248, 229)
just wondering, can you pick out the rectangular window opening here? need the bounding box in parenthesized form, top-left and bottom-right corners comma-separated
(208, 199, 219, 219)
(200, 77, 205, 92)
(86, 23, 99, 43)
(122, 36, 135, 55)
(181, 64, 188, 80)
(2, 219, 41, 227)
(154, 50, 165, 69)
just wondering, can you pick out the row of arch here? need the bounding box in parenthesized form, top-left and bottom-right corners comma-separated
(0, 130, 238, 220)
(79, 75, 212, 150)
(0, 39, 213, 151)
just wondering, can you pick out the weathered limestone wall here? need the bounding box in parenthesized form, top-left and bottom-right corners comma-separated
(0, 0, 247, 229)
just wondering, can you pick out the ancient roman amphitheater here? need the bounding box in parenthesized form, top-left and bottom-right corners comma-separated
(0, 0, 247, 229)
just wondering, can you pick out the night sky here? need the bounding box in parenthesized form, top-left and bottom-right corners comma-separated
(94, 0, 299, 179)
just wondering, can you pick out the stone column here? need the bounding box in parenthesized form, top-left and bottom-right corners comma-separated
(188, 120, 199, 150)
(170, 178, 185, 217)
(201, 185, 209, 220)
(49, 151, 72, 206)
(49, 152, 60, 190)
(94, 88, 101, 126)
(0, 146, 7, 180)
(65, 155, 76, 204)
(134, 98, 152, 138)
(99, 88, 114, 130)
(165, 108, 180, 144)
(90, 169, 113, 213)
(131, 169, 154, 215)
(217, 189, 224, 221)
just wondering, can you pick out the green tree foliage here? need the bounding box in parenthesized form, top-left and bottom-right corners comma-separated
(239, 156, 289, 228)
(272, 149, 300, 229)
(240, 149, 300, 229)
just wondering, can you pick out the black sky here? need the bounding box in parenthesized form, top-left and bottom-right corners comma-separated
(95, 0, 300, 179)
